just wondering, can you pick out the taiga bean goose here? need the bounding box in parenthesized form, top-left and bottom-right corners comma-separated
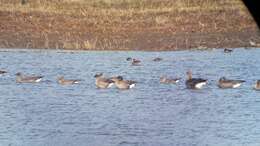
(254, 80, 260, 90)
(131, 58, 141, 66)
(153, 57, 163, 62)
(218, 77, 245, 88)
(57, 76, 80, 85)
(94, 73, 114, 89)
(0, 70, 7, 75)
(224, 48, 233, 53)
(185, 71, 207, 89)
(15, 72, 43, 83)
(111, 76, 136, 89)
(160, 76, 180, 84)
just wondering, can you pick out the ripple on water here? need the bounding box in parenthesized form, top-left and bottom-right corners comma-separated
(0, 48, 260, 146)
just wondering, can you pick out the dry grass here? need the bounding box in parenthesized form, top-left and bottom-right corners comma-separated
(0, 0, 257, 50)
(0, 0, 246, 15)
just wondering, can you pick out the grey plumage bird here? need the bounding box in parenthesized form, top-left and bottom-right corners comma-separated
(185, 71, 207, 89)
(218, 77, 245, 88)
(15, 72, 43, 83)
(224, 48, 233, 53)
(57, 76, 80, 85)
(254, 80, 260, 90)
(111, 76, 136, 89)
(153, 57, 163, 62)
(94, 73, 114, 89)
(0, 70, 7, 75)
(160, 76, 180, 84)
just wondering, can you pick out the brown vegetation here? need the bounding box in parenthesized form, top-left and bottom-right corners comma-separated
(0, 0, 259, 50)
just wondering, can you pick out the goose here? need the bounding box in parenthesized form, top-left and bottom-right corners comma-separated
(0, 70, 7, 75)
(218, 77, 245, 88)
(185, 71, 207, 89)
(160, 76, 180, 84)
(153, 57, 163, 62)
(131, 58, 141, 66)
(57, 76, 80, 85)
(224, 48, 233, 53)
(126, 57, 132, 61)
(15, 72, 43, 83)
(94, 73, 114, 89)
(254, 80, 260, 90)
(111, 76, 136, 89)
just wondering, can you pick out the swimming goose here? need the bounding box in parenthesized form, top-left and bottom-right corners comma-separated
(57, 76, 80, 85)
(185, 71, 207, 89)
(94, 73, 114, 89)
(0, 70, 7, 75)
(218, 77, 245, 88)
(126, 57, 132, 61)
(224, 48, 233, 53)
(160, 76, 181, 84)
(254, 80, 260, 90)
(131, 58, 141, 66)
(15, 72, 43, 83)
(111, 76, 136, 89)
(153, 57, 163, 62)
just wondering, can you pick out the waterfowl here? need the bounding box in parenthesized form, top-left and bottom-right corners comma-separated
(224, 48, 233, 53)
(57, 76, 80, 85)
(218, 77, 245, 88)
(153, 57, 163, 62)
(94, 73, 114, 89)
(185, 71, 207, 89)
(0, 70, 7, 75)
(254, 80, 260, 90)
(111, 76, 136, 89)
(131, 58, 141, 66)
(160, 76, 180, 84)
(126, 57, 132, 61)
(15, 72, 43, 83)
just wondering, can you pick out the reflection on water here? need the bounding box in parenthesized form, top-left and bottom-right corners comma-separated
(0, 48, 260, 146)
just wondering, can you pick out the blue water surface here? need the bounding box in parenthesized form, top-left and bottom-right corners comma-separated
(0, 48, 260, 146)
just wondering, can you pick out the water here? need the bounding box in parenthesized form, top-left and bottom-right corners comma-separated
(0, 48, 260, 146)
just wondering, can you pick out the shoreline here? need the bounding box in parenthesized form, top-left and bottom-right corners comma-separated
(0, 47, 258, 53)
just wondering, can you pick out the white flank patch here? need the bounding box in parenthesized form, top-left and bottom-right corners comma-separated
(195, 82, 206, 89)
(129, 84, 135, 89)
(175, 80, 180, 83)
(108, 83, 114, 88)
(74, 81, 79, 84)
(232, 83, 241, 88)
(35, 78, 42, 82)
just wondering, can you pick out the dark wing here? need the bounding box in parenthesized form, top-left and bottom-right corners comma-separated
(186, 78, 207, 88)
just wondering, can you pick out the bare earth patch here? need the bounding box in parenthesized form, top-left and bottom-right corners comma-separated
(0, 0, 259, 51)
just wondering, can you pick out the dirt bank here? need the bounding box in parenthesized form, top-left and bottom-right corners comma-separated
(0, 0, 259, 51)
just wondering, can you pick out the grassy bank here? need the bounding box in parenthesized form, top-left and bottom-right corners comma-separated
(0, 0, 259, 50)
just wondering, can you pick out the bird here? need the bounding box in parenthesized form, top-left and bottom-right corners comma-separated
(111, 76, 136, 89)
(126, 57, 132, 61)
(160, 76, 181, 84)
(254, 80, 260, 90)
(224, 48, 233, 53)
(131, 58, 141, 66)
(94, 73, 114, 89)
(57, 76, 80, 85)
(185, 71, 207, 89)
(0, 70, 7, 75)
(153, 57, 163, 62)
(218, 77, 245, 88)
(15, 72, 43, 83)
